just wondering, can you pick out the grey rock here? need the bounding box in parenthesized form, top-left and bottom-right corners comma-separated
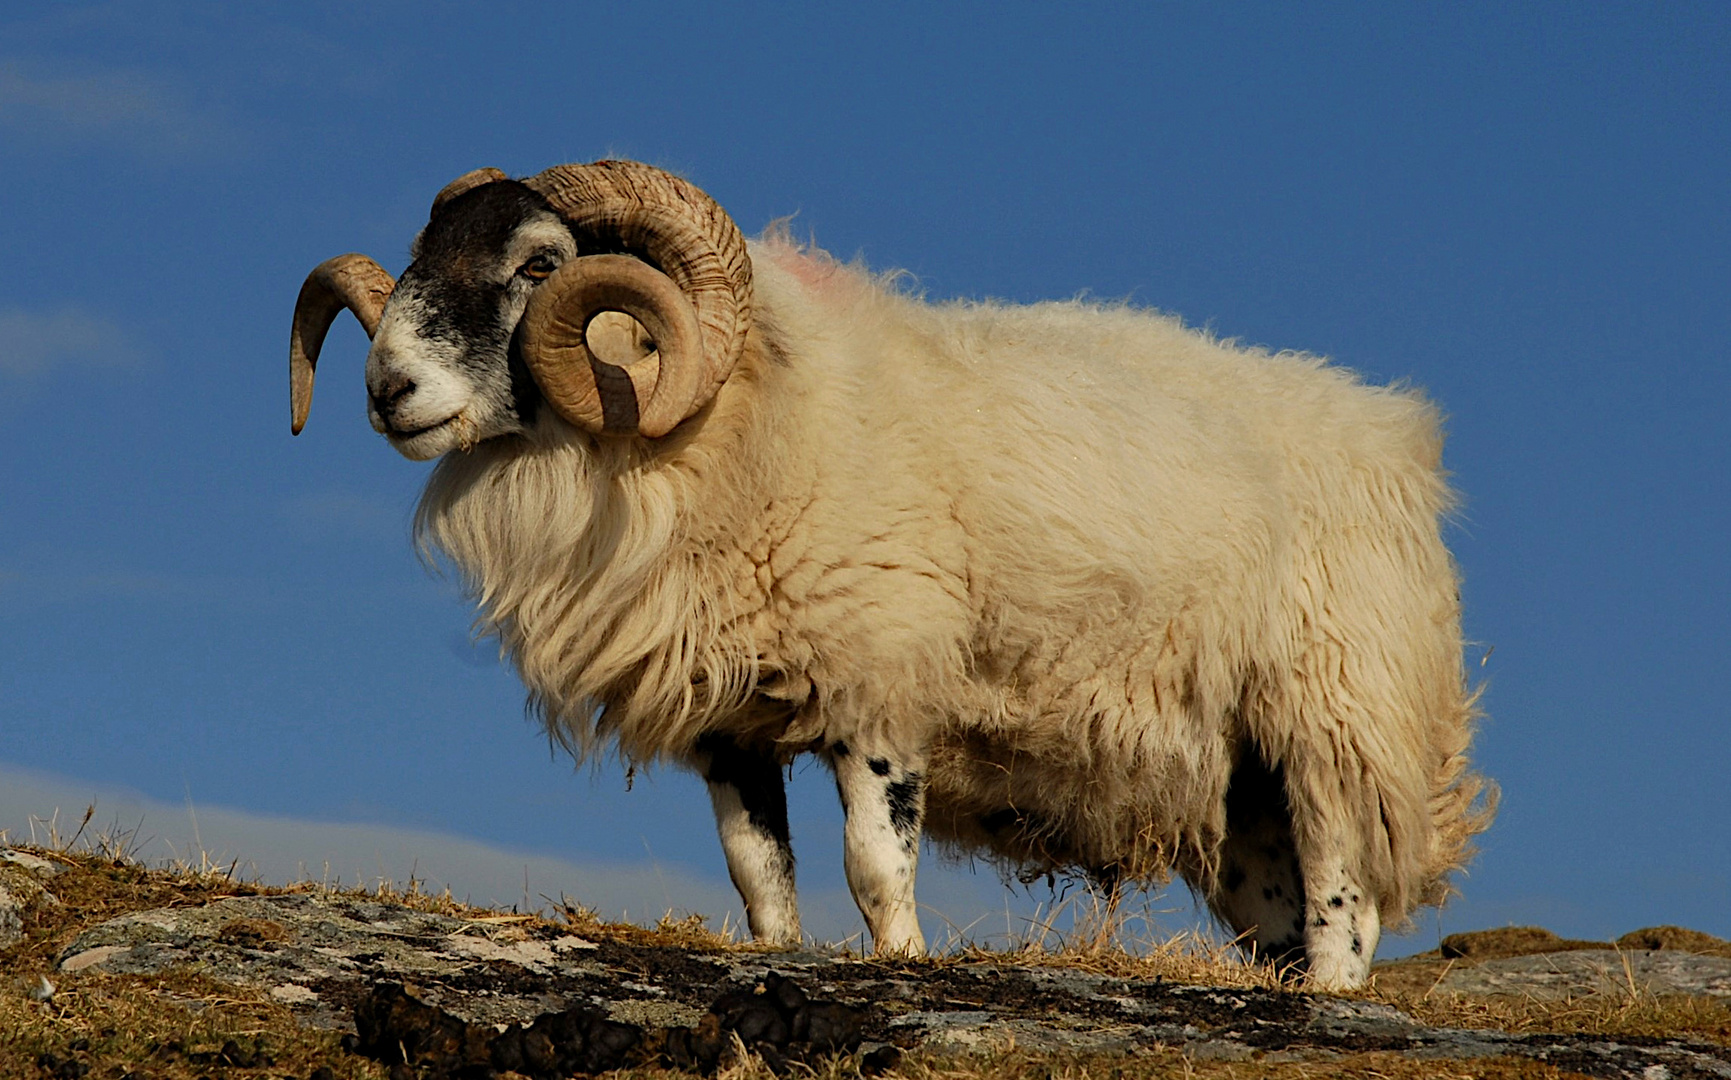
(1185, 1039, 1257, 1062)
(1306, 996, 1424, 1041)
(56, 890, 628, 1030)
(0, 850, 65, 950)
(888, 1009, 998, 1051)
(1434, 949, 1731, 1000)
(1, 849, 70, 877)
(0, 882, 23, 950)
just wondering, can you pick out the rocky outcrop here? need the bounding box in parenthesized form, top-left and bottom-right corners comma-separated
(49, 889, 1731, 1079)
(1430, 949, 1731, 1000)
(1386, 925, 1731, 1000)
(0, 848, 67, 949)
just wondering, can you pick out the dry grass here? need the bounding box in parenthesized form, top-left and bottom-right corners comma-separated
(922, 929, 1281, 992)
(614, 1043, 1603, 1080)
(2, 966, 391, 1079)
(605, 1047, 1602, 1080)
(866, 1046, 1597, 1080)
(903, 883, 1288, 992)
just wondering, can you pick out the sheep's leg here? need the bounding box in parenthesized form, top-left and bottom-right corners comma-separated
(1212, 756, 1381, 989)
(1212, 758, 1307, 969)
(1297, 844, 1380, 991)
(830, 736, 927, 956)
(694, 734, 800, 945)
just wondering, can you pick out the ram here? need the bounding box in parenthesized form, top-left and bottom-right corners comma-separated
(289, 160, 1492, 989)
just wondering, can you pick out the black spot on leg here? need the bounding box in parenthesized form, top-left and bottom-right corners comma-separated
(1328, 895, 1345, 908)
(1313, 915, 1329, 928)
(1262, 888, 1275, 901)
(697, 733, 792, 853)
(1272, 884, 1283, 898)
(1352, 934, 1363, 956)
(885, 773, 924, 837)
(868, 757, 891, 777)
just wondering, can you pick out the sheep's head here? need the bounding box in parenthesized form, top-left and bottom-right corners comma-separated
(289, 161, 753, 458)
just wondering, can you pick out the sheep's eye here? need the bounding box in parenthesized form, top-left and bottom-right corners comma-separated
(520, 256, 557, 280)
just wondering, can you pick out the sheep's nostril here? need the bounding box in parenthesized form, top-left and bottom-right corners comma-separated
(370, 374, 417, 413)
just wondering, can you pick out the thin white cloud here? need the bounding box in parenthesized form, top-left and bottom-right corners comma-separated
(0, 59, 226, 156)
(0, 305, 142, 377)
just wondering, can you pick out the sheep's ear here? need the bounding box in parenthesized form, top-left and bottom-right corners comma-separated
(289, 254, 396, 434)
(430, 167, 509, 218)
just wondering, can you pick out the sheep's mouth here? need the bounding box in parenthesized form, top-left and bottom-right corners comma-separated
(389, 414, 459, 440)
(385, 410, 482, 459)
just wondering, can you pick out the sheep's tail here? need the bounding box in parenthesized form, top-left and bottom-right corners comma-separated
(1417, 682, 1498, 908)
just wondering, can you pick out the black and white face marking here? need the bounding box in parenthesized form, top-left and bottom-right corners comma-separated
(365, 181, 577, 460)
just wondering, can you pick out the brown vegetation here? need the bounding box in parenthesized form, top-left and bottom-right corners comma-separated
(3, 843, 1726, 1079)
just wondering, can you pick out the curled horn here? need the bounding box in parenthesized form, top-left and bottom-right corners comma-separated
(288, 254, 396, 434)
(518, 161, 752, 438)
(430, 166, 508, 217)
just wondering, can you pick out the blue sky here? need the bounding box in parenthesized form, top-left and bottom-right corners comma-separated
(1, 3, 1726, 950)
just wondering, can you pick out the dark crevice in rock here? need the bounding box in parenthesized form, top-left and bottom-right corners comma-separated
(348, 973, 870, 1078)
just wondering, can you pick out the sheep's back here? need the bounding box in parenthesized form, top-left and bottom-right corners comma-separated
(754, 242, 1470, 891)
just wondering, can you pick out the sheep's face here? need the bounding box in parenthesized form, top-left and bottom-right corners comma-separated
(365, 182, 576, 461)
(291, 161, 744, 448)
